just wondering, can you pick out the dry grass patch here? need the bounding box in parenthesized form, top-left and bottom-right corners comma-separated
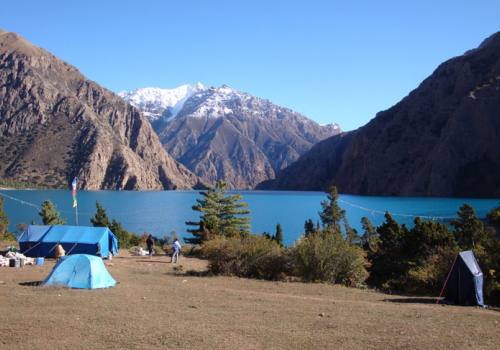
(0, 251, 499, 350)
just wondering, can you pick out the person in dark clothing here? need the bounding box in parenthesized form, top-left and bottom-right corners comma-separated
(146, 234, 154, 257)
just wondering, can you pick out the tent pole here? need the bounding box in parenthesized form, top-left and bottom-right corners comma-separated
(436, 254, 458, 304)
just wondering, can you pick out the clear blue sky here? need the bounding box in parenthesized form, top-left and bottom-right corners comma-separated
(1, 1, 499, 130)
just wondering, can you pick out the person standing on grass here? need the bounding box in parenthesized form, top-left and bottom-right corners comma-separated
(171, 238, 181, 263)
(146, 234, 154, 257)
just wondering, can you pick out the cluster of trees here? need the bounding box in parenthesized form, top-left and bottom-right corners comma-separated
(362, 204, 500, 304)
(190, 183, 368, 286)
(189, 183, 500, 304)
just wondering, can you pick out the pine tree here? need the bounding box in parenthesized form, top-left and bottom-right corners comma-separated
(406, 217, 456, 261)
(0, 196, 9, 236)
(187, 181, 250, 242)
(486, 204, 500, 232)
(360, 216, 379, 253)
(319, 186, 345, 232)
(344, 217, 360, 245)
(219, 182, 251, 237)
(368, 211, 408, 288)
(39, 200, 66, 225)
(275, 223, 283, 246)
(90, 201, 111, 227)
(451, 204, 487, 250)
(304, 219, 315, 236)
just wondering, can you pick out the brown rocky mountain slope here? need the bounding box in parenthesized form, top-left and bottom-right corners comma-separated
(259, 32, 500, 197)
(0, 29, 199, 190)
(123, 85, 340, 188)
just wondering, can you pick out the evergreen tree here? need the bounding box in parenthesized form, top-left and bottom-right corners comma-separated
(360, 216, 379, 253)
(344, 217, 360, 245)
(390, 217, 459, 293)
(451, 204, 487, 250)
(39, 200, 66, 225)
(486, 204, 500, 232)
(275, 223, 283, 246)
(90, 201, 111, 227)
(109, 219, 135, 249)
(187, 181, 250, 242)
(0, 196, 9, 236)
(319, 186, 345, 232)
(219, 182, 251, 236)
(368, 212, 408, 288)
(304, 219, 315, 236)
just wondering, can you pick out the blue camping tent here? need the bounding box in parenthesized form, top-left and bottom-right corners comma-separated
(44, 254, 117, 289)
(18, 225, 118, 258)
(444, 250, 485, 306)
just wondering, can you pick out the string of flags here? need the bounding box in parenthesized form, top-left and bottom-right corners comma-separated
(72, 177, 78, 208)
(1, 189, 458, 221)
(0, 191, 40, 210)
(338, 198, 456, 220)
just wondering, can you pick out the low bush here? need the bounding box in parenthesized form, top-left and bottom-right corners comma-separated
(201, 235, 288, 280)
(180, 243, 202, 257)
(404, 247, 458, 294)
(292, 230, 368, 287)
(1, 232, 17, 241)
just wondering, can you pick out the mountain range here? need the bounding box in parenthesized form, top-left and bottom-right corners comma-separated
(259, 31, 500, 197)
(0, 29, 199, 190)
(1, 27, 498, 197)
(120, 84, 340, 188)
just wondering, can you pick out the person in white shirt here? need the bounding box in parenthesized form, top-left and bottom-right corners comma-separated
(171, 238, 182, 263)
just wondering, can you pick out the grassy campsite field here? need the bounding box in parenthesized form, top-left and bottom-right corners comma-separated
(1, 250, 499, 350)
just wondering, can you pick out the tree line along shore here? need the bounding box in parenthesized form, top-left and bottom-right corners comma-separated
(1, 182, 499, 306)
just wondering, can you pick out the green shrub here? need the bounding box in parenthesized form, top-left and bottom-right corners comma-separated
(201, 235, 288, 280)
(292, 231, 368, 287)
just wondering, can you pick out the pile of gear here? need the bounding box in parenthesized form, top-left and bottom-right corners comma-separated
(0, 249, 35, 267)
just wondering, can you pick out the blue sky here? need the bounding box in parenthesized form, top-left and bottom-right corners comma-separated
(1, 0, 499, 130)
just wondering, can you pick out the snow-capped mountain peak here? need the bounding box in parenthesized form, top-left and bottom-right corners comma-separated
(118, 82, 206, 120)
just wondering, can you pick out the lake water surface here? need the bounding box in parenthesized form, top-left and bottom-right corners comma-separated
(1, 190, 499, 246)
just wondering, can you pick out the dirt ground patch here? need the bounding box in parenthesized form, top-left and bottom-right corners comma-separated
(1, 251, 499, 350)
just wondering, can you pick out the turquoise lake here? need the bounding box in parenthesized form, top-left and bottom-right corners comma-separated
(1, 190, 499, 246)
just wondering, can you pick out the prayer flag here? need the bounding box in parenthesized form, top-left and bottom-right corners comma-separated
(71, 177, 78, 208)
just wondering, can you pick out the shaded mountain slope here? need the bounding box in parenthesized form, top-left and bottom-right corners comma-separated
(260, 32, 500, 197)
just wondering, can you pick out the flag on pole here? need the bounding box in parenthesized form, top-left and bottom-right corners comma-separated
(72, 177, 78, 208)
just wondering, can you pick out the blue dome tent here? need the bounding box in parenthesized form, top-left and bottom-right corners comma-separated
(442, 250, 485, 306)
(18, 225, 118, 258)
(44, 254, 117, 289)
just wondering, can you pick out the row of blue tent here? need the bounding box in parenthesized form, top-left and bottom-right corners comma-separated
(18, 225, 118, 258)
(17, 225, 118, 289)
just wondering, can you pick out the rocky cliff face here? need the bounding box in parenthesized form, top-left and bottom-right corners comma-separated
(260, 32, 500, 197)
(122, 85, 340, 188)
(0, 30, 199, 190)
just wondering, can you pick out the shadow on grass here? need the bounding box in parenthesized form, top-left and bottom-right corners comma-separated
(135, 259, 171, 264)
(19, 280, 43, 287)
(384, 297, 439, 304)
(165, 269, 213, 277)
